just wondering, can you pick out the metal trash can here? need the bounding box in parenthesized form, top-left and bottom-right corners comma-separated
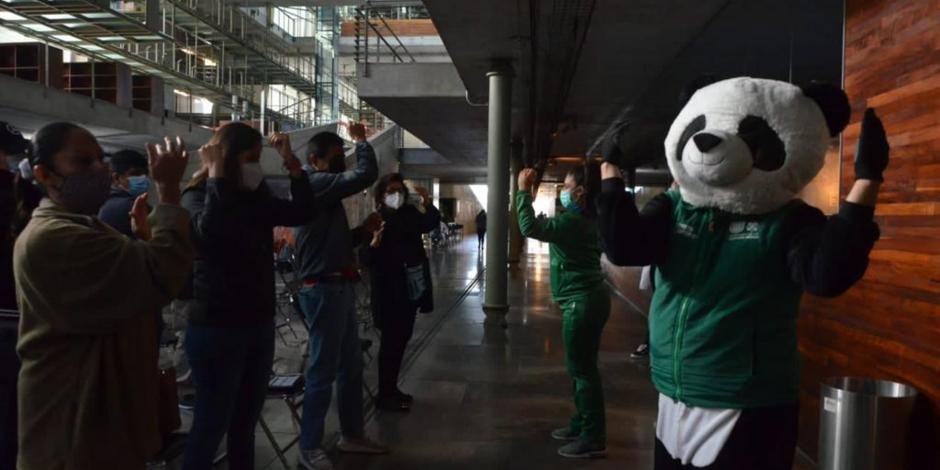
(819, 377, 918, 470)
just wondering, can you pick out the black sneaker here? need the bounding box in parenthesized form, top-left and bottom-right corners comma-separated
(550, 426, 579, 441)
(395, 389, 414, 405)
(630, 342, 649, 359)
(557, 438, 607, 459)
(178, 392, 196, 410)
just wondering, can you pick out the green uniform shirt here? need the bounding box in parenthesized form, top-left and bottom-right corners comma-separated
(651, 190, 804, 408)
(515, 191, 605, 301)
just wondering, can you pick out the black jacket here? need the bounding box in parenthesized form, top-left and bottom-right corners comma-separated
(181, 175, 316, 327)
(98, 188, 137, 238)
(364, 203, 440, 319)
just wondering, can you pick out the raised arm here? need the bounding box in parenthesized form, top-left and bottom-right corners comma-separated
(788, 109, 887, 297)
(307, 141, 378, 206)
(597, 163, 672, 266)
(516, 190, 567, 244)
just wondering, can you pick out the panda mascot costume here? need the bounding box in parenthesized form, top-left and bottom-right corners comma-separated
(597, 77, 888, 469)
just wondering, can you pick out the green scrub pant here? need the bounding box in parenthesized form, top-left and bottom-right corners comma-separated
(561, 287, 611, 443)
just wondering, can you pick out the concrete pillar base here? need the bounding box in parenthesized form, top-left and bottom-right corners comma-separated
(482, 304, 510, 328)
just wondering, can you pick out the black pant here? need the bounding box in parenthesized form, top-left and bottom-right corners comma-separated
(377, 306, 417, 396)
(477, 231, 485, 247)
(0, 321, 19, 470)
(654, 403, 798, 470)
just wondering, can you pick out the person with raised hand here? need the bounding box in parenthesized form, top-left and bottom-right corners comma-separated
(180, 122, 316, 470)
(515, 163, 611, 460)
(292, 122, 387, 470)
(14, 122, 193, 470)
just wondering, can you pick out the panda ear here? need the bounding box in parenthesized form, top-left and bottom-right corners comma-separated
(801, 82, 850, 137)
(678, 75, 720, 108)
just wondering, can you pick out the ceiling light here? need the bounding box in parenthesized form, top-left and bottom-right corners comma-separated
(202, 58, 217, 66)
(102, 53, 123, 59)
(52, 34, 81, 42)
(179, 47, 195, 55)
(98, 36, 125, 41)
(174, 89, 191, 97)
(42, 13, 76, 20)
(81, 12, 115, 19)
(78, 44, 104, 51)
(23, 24, 55, 32)
(132, 35, 162, 41)
(0, 12, 25, 21)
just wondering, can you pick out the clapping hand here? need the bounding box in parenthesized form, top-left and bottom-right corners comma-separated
(269, 133, 302, 176)
(347, 122, 367, 143)
(518, 168, 538, 192)
(146, 136, 189, 205)
(370, 221, 386, 248)
(414, 186, 431, 207)
(129, 194, 152, 240)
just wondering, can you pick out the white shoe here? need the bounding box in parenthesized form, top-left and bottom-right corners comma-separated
(298, 448, 333, 470)
(337, 436, 389, 455)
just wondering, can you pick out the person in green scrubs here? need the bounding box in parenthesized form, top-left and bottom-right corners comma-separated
(516, 162, 610, 459)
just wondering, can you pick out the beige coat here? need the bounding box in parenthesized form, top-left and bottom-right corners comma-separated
(14, 199, 192, 470)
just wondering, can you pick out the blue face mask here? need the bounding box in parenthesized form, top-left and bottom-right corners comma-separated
(127, 175, 151, 197)
(560, 190, 582, 214)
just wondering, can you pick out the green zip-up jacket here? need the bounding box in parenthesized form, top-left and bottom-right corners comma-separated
(597, 181, 879, 409)
(516, 190, 605, 301)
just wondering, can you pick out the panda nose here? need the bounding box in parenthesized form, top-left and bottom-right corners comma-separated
(693, 133, 723, 153)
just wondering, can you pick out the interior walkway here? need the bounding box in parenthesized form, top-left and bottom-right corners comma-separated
(334, 239, 658, 469)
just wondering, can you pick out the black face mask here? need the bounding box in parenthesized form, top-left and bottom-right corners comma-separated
(54, 166, 112, 215)
(328, 154, 346, 173)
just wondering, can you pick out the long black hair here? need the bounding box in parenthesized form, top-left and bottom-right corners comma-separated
(188, 121, 262, 189)
(568, 159, 601, 218)
(373, 172, 408, 208)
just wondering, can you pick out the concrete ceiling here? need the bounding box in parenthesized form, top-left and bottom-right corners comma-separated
(364, 0, 843, 183)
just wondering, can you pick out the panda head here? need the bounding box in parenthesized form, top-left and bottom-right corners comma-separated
(665, 77, 850, 214)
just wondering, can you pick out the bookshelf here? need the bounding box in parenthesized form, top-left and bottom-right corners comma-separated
(132, 75, 165, 114)
(0, 43, 63, 88)
(63, 61, 132, 107)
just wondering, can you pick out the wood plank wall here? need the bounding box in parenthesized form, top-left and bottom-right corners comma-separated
(797, 0, 940, 466)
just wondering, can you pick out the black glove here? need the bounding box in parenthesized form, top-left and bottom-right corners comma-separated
(600, 127, 625, 166)
(854, 108, 889, 182)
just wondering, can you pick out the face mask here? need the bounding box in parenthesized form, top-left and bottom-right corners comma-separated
(560, 190, 582, 214)
(241, 162, 264, 191)
(127, 175, 151, 197)
(384, 192, 404, 210)
(56, 167, 112, 215)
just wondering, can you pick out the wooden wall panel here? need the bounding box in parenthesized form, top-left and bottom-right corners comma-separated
(798, 0, 940, 467)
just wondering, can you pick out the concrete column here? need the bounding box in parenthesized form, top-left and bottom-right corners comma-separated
(482, 64, 513, 321)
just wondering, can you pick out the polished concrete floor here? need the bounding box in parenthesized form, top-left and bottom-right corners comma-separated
(333, 239, 659, 469)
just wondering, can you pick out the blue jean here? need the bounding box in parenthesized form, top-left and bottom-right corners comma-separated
(298, 283, 365, 450)
(182, 323, 275, 470)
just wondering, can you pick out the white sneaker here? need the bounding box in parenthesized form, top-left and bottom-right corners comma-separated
(298, 448, 333, 470)
(336, 436, 389, 455)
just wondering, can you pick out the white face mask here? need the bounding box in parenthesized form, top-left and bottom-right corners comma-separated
(241, 162, 264, 190)
(384, 192, 404, 210)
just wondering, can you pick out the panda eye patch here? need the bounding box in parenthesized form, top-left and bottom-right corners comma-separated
(676, 115, 706, 161)
(738, 115, 786, 171)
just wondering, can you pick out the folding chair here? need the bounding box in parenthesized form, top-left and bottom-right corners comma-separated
(258, 374, 305, 470)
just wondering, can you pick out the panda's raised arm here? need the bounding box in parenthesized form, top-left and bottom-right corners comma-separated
(596, 176, 672, 266)
(786, 202, 880, 298)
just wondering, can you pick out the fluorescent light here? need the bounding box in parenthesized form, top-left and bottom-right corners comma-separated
(23, 24, 55, 32)
(78, 44, 104, 51)
(51, 34, 81, 42)
(174, 89, 190, 97)
(132, 35, 162, 41)
(98, 36, 125, 42)
(63, 22, 87, 28)
(202, 57, 217, 66)
(42, 13, 76, 20)
(81, 12, 115, 19)
(0, 12, 25, 21)
(102, 53, 123, 59)
(179, 47, 195, 55)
